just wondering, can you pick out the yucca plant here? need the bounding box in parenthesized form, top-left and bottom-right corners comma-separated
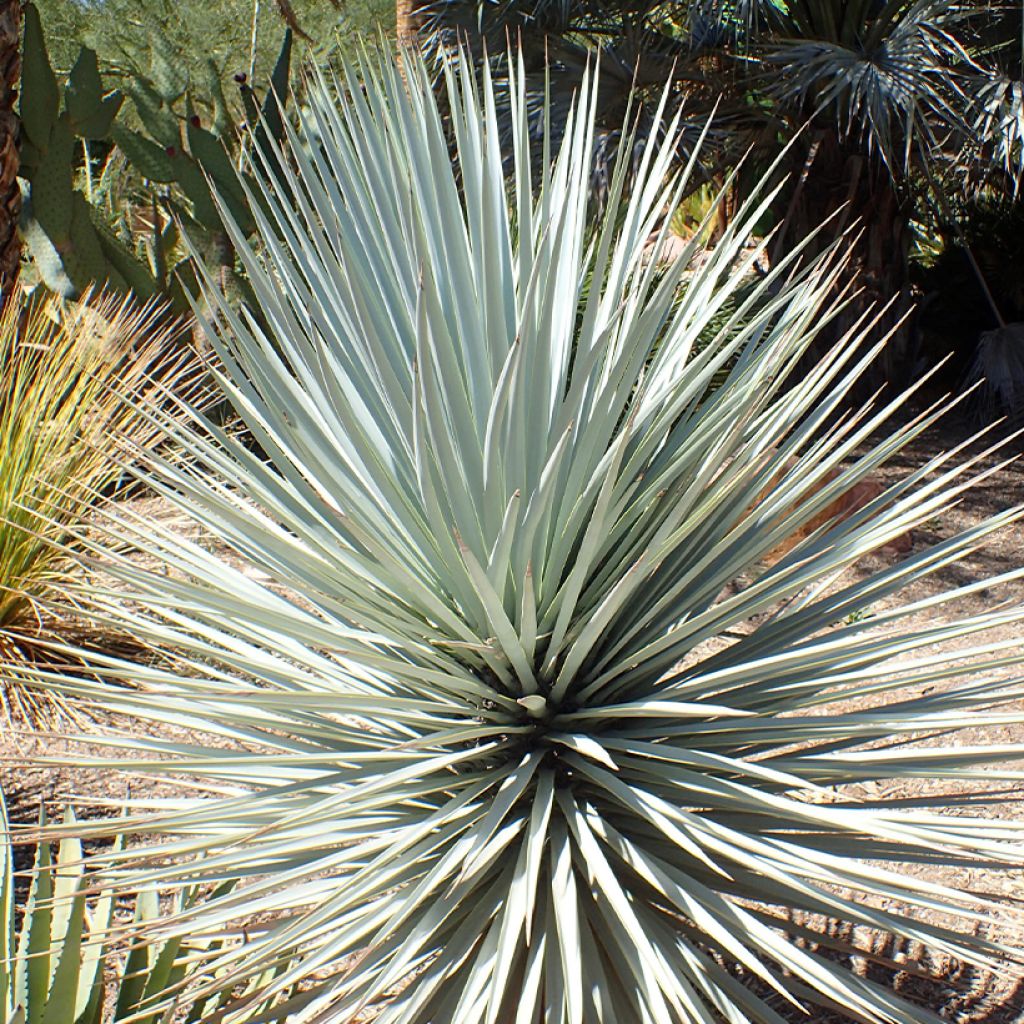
(20, 51, 1024, 1024)
(0, 293, 191, 716)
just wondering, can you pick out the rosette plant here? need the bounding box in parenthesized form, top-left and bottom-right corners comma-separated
(23, 50, 1024, 1024)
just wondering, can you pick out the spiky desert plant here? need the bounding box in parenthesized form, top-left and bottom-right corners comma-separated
(0, 292, 188, 714)
(0, 792, 292, 1023)
(21, 52, 1024, 1024)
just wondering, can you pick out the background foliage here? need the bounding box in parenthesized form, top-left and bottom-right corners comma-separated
(413, 0, 1024, 389)
(32, 0, 393, 80)
(19, 0, 394, 309)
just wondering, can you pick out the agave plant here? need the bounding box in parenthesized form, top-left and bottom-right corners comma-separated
(0, 793, 290, 1024)
(21, 51, 1024, 1024)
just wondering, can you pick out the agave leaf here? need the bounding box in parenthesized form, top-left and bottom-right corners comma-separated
(38, 886, 86, 1024)
(15, 812, 52, 1024)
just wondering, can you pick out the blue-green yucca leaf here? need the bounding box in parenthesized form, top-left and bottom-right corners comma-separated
(17, 46, 1024, 1024)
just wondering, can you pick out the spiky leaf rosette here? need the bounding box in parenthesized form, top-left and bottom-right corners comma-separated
(22, 53, 1024, 1024)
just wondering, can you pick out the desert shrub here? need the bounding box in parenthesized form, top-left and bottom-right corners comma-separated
(18, 53, 1024, 1024)
(0, 292, 190, 715)
(31, 0, 393, 82)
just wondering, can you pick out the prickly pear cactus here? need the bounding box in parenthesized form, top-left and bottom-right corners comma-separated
(18, 3, 143, 298)
(18, 2, 293, 311)
(119, 25, 293, 240)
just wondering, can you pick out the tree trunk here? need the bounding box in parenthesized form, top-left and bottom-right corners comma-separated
(782, 138, 916, 392)
(0, 0, 20, 302)
(396, 0, 421, 48)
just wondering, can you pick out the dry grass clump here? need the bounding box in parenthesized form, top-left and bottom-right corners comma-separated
(0, 291, 193, 722)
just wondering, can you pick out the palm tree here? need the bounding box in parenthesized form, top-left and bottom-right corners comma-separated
(0, 0, 20, 301)
(396, 0, 422, 46)
(723, 0, 973, 379)
(413, 0, 1023, 384)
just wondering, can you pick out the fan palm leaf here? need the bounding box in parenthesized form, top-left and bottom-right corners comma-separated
(17, 50, 1024, 1024)
(968, 71, 1024, 193)
(760, 0, 973, 173)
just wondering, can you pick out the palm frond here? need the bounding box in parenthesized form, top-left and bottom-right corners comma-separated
(967, 71, 1024, 194)
(762, 0, 971, 172)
